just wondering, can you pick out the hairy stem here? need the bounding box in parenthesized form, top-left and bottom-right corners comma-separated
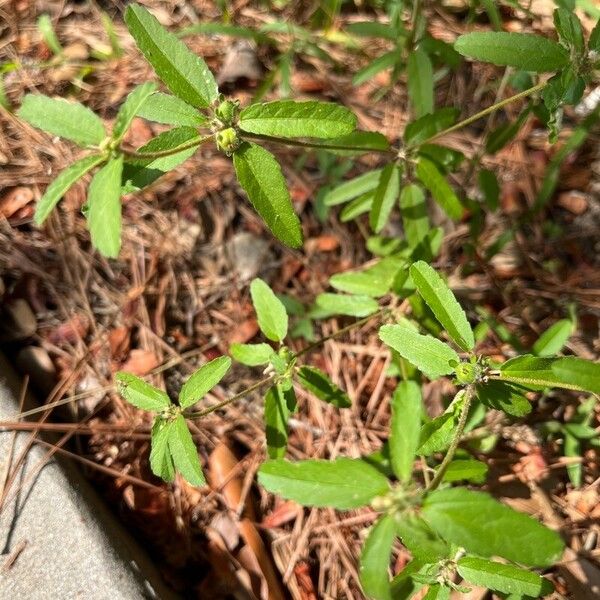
(120, 134, 213, 159)
(426, 386, 475, 492)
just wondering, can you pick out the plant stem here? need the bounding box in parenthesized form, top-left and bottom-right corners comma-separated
(425, 386, 475, 492)
(240, 131, 397, 155)
(412, 81, 546, 148)
(120, 134, 213, 160)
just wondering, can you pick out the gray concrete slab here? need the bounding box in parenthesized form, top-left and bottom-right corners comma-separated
(0, 353, 178, 599)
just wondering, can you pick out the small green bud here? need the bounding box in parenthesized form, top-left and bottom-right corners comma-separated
(216, 127, 240, 156)
(455, 361, 478, 385)
(215, 98, 239, 126)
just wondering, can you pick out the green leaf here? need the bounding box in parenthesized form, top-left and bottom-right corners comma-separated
(550, 357, 600, 394)
(442, 459, 488, 483)
(179, 22, 272, 43)
(296, 366, 351, 408)
(239, 100, 357, 139)
(422, 584, 450, 600)
(250, 278, 288, 342)
(233, 142, 303, 248)
(396, 515, 450, 563)
(178, 356, 231, 409)
(323, 169, 383, 206)
(379, 322, 459, 380)
(353, 50, 399, 86)
(150, 418, 175, 481)
(313, 131, 391, 156)
(532, 319, 573, 357)
(418, 413, 455, 455)
(485, 106, 531, 154)
(564, 432, 582, 487)
(340, 192, 374, 221)
(330, 256, 406, 297)
(115, 371, 171, 411)
(553, 8, 584, 55)
(124, 4, 218, 107)
(404, 108, 459, 146)
(476, 380, 532, 417)
(416, 158, 463, 221)
(258, 458, 389, 509)
(410, 261, 474, 351)
(310, 293, 379, 318)
(457, 556, 552, 597)
(407, 48, 434, 118)
(86, 155, 124, 258)
(264, 384, 293, 459)
(422, 488, 564, 566)
(137, 92, 207, 127)
(34, 154, 104, 225)
(347, 21, 400, 40)
(37, 14, 62, 55)
(399, 184, 430, 248)
(112, 82, 157, 142)
(478, 168, 500, 211)
(454, 32, 569, 72)
(18, 94, 105, 147)
(230, 342, 274, 366)
(370, 163, 402, 233)
(359, 515, 396, 600)
(589, 18, 600, 52)
(167, 414, 206, 486)
(390, 381, 422, 482)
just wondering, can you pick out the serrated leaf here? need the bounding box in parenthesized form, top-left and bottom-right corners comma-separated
(443, 459, 488, 483)
(239, 100, 357, 139)
(258, 458, 389, 509)
(407, 48, 434, 118)
(457, 556, 552, 597)
(390, 381, 422, 482)
(230, 342, 274, 366)
(178, 356, 231, 409)
(404, 108, 459, 146)
(399, 184, 429, 248)
(416, 158, 463, 221)
(553, 8, 584, 55)
(112, 82, 157, 142)
(310, 293, 379, 318)
(379, 322, 459, 380)
(167, 414, 206, 486)
(532, 318, 573, 357)
(410, 261, 474, 351)
(233, 142, 303, 248)
(353, 50, 399, 85)
(150, 418, 175, 481)
(422, 488, 564, 566)
(137, 92, 207, 127)
(86, 155, 123, 258)
(323, 169, 383, 206)
(396, 514, 450, 562)
(18, 94, 105, 147)
(297, 366, 351, 408)
(264, 384, 293, 459)
(454, 32, 569, 72)
(34, 154, 104, 225)
(550, 357, 600, 394)
(125, 4, 218, 107)
(250, 278, 288, 342)
(359, 515, 396, 600)
(330, 256, 406, 297)
(370, 163, 401, 233)
(115, 371, 171, 411)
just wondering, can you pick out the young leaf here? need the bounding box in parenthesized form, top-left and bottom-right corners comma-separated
(422, 584, 450, 600)
(390, 381, 422, 482)
(359, 515, 396, 600)
(296, 366, 351, 408)
(553, 8, 584, 55)
(230, 342, 274, 366)
(264, 384, 293, 459)
(178, 356, 231, 409)
(329, 256, 406, 298)
(115, 371, 171, 411)
(150, 418, 175, 481)
(409, 261, 474, 351)
(112, 82, 157, 142)
(323, 168, 383, 207)
(370, 163, 401, 233)
(532, 318, 573, 357)
(407, 48, 434, 118)
(124, 4, 218, 108)
(590, 18, 600, 52)
(395, 515, 450, 563)
(37, 14, 62, 55)
(239, 100, 357, 139)
(442, 459, 488, 483)
(454, 32, 569, 72)
(422, 488, 564, 566)
(167, 414, 206, 486)
(137, 92, 207, 127)
(457, 556, 552, 597)
(18, 94, 105, 147)
(404, 108, 459, 146)
(233, 142, 303, 248)
(379, 322, 459, 380)
(86, 155, 124, 258)
(34, 154, 105, 225)
(258, 458, 389, 509)
(250, 278, 289, 342)
(310, 293, 379, 318)
(399, 184, 429, 248)
(416, 158, 463, 221)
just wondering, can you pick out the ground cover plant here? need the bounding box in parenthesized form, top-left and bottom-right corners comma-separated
(3, 0, 600, 597)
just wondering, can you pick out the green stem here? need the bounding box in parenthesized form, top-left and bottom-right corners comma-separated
(411, 81, 546, 148)
(120, 134, 213, 160)
(239, 131, 397, 155)
(425, 386, 475, 492)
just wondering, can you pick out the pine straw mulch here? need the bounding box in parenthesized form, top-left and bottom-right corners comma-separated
(0, 1, 599, 598)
